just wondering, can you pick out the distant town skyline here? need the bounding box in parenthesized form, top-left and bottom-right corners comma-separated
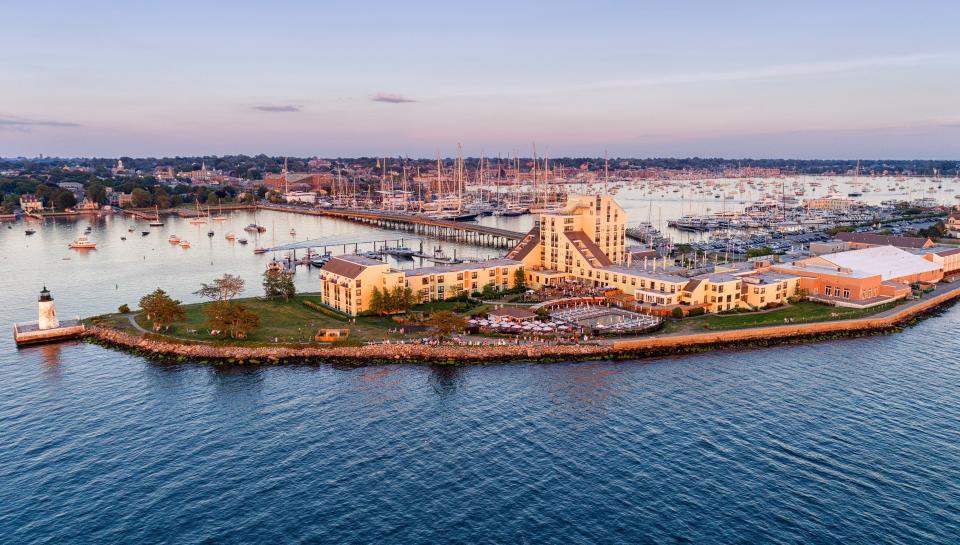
(3, 0, 960, 159)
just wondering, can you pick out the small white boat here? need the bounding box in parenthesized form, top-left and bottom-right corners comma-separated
(168, 235, 181, 244)
(225, 232, 236, 240)
(179, 240, 191, 248)
(69, 236, 97, 249)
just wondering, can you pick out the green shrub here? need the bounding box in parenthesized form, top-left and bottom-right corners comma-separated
(688, 307, 706, 317)
(118, 304, 130, 314)
(303, 300, 348, 321)
(671, 307, 684, 319)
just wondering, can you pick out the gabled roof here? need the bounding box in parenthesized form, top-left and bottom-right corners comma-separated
(836, 231, 933, 249)
(564, 231, 613, 266)
(506, 226, 540, 261)
(321, 254, 384, 279)
(683, 278, 702, 292)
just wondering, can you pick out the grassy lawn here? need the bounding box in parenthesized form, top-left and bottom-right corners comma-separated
(662, 300, 901, 334)
(129, 293, 418, 346)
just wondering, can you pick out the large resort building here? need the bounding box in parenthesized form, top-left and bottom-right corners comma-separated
(319, 194, 952, 316)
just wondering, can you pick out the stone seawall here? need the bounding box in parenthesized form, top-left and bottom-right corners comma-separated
(612, 287, 959, 353)
(87, 287, 960, 365)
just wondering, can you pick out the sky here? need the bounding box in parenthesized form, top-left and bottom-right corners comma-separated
(2, 0, 959, 159)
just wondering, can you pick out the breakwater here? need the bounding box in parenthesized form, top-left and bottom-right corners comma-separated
(86, 285, 960, 364)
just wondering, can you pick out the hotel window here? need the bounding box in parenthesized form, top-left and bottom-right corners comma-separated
(843, 289, 850, 299)
(356, 280, 362, 288)
(825, 286, 833, 296)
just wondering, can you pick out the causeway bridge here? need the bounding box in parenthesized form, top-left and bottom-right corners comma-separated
(259, 205, 527, 248)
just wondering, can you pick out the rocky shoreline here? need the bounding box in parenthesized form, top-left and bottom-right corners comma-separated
(83, 286, 959, 365)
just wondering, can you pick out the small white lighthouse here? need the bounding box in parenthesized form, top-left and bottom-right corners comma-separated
(14, 286, 84, 345)
(38, 286, 59, 330)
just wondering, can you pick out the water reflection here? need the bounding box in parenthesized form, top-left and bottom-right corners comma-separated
(38, 342, 67, 380)
(428, 364, 464, 397)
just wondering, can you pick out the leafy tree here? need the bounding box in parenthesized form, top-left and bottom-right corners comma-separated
(916, 221, 946, 239)
(746, 247, 774, 258)
(131, 187, 152, 207)
(369, 286, 385, 315)
(480, 282, 498, 300)
(138, 288, 184, 331)
(513, 268, 526, 291)
(385, 285, 415, 314)
(194, 273, 245, 302)
(153, 187, 172, 208)
(368, 285, 414, 315)
(424, 311, 467, 340)
(86, 182, 107, 204)
(204, 301, 260, 339)
(53, 189, 76, 210)
(34, 184, 56, 202)
(263, 269, 296, 301)
(1, 194, 17, 213)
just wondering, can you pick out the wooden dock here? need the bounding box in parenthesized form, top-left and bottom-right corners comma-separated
(259, 205, 527, 248)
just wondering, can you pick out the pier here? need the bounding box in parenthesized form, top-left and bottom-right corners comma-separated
(259, 205, 526, 248)
(258, 234, 426, 255)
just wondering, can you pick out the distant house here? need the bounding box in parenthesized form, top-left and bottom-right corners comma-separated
(284, 191, 317, 204)
(947, 210, 960, 239)
(154, 166, 176, 181)
(58, 182, 84, 196)
(19, 195, 43, 212)
(835, 231, 935, 250)
(108, 192, 133, 207)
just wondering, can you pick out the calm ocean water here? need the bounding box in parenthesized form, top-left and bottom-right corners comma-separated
(1, 308, 959, 544)
(2, 200, 960, 544)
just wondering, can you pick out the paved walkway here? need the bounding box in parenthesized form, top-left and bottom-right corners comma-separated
(126, 314, 149, 333)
